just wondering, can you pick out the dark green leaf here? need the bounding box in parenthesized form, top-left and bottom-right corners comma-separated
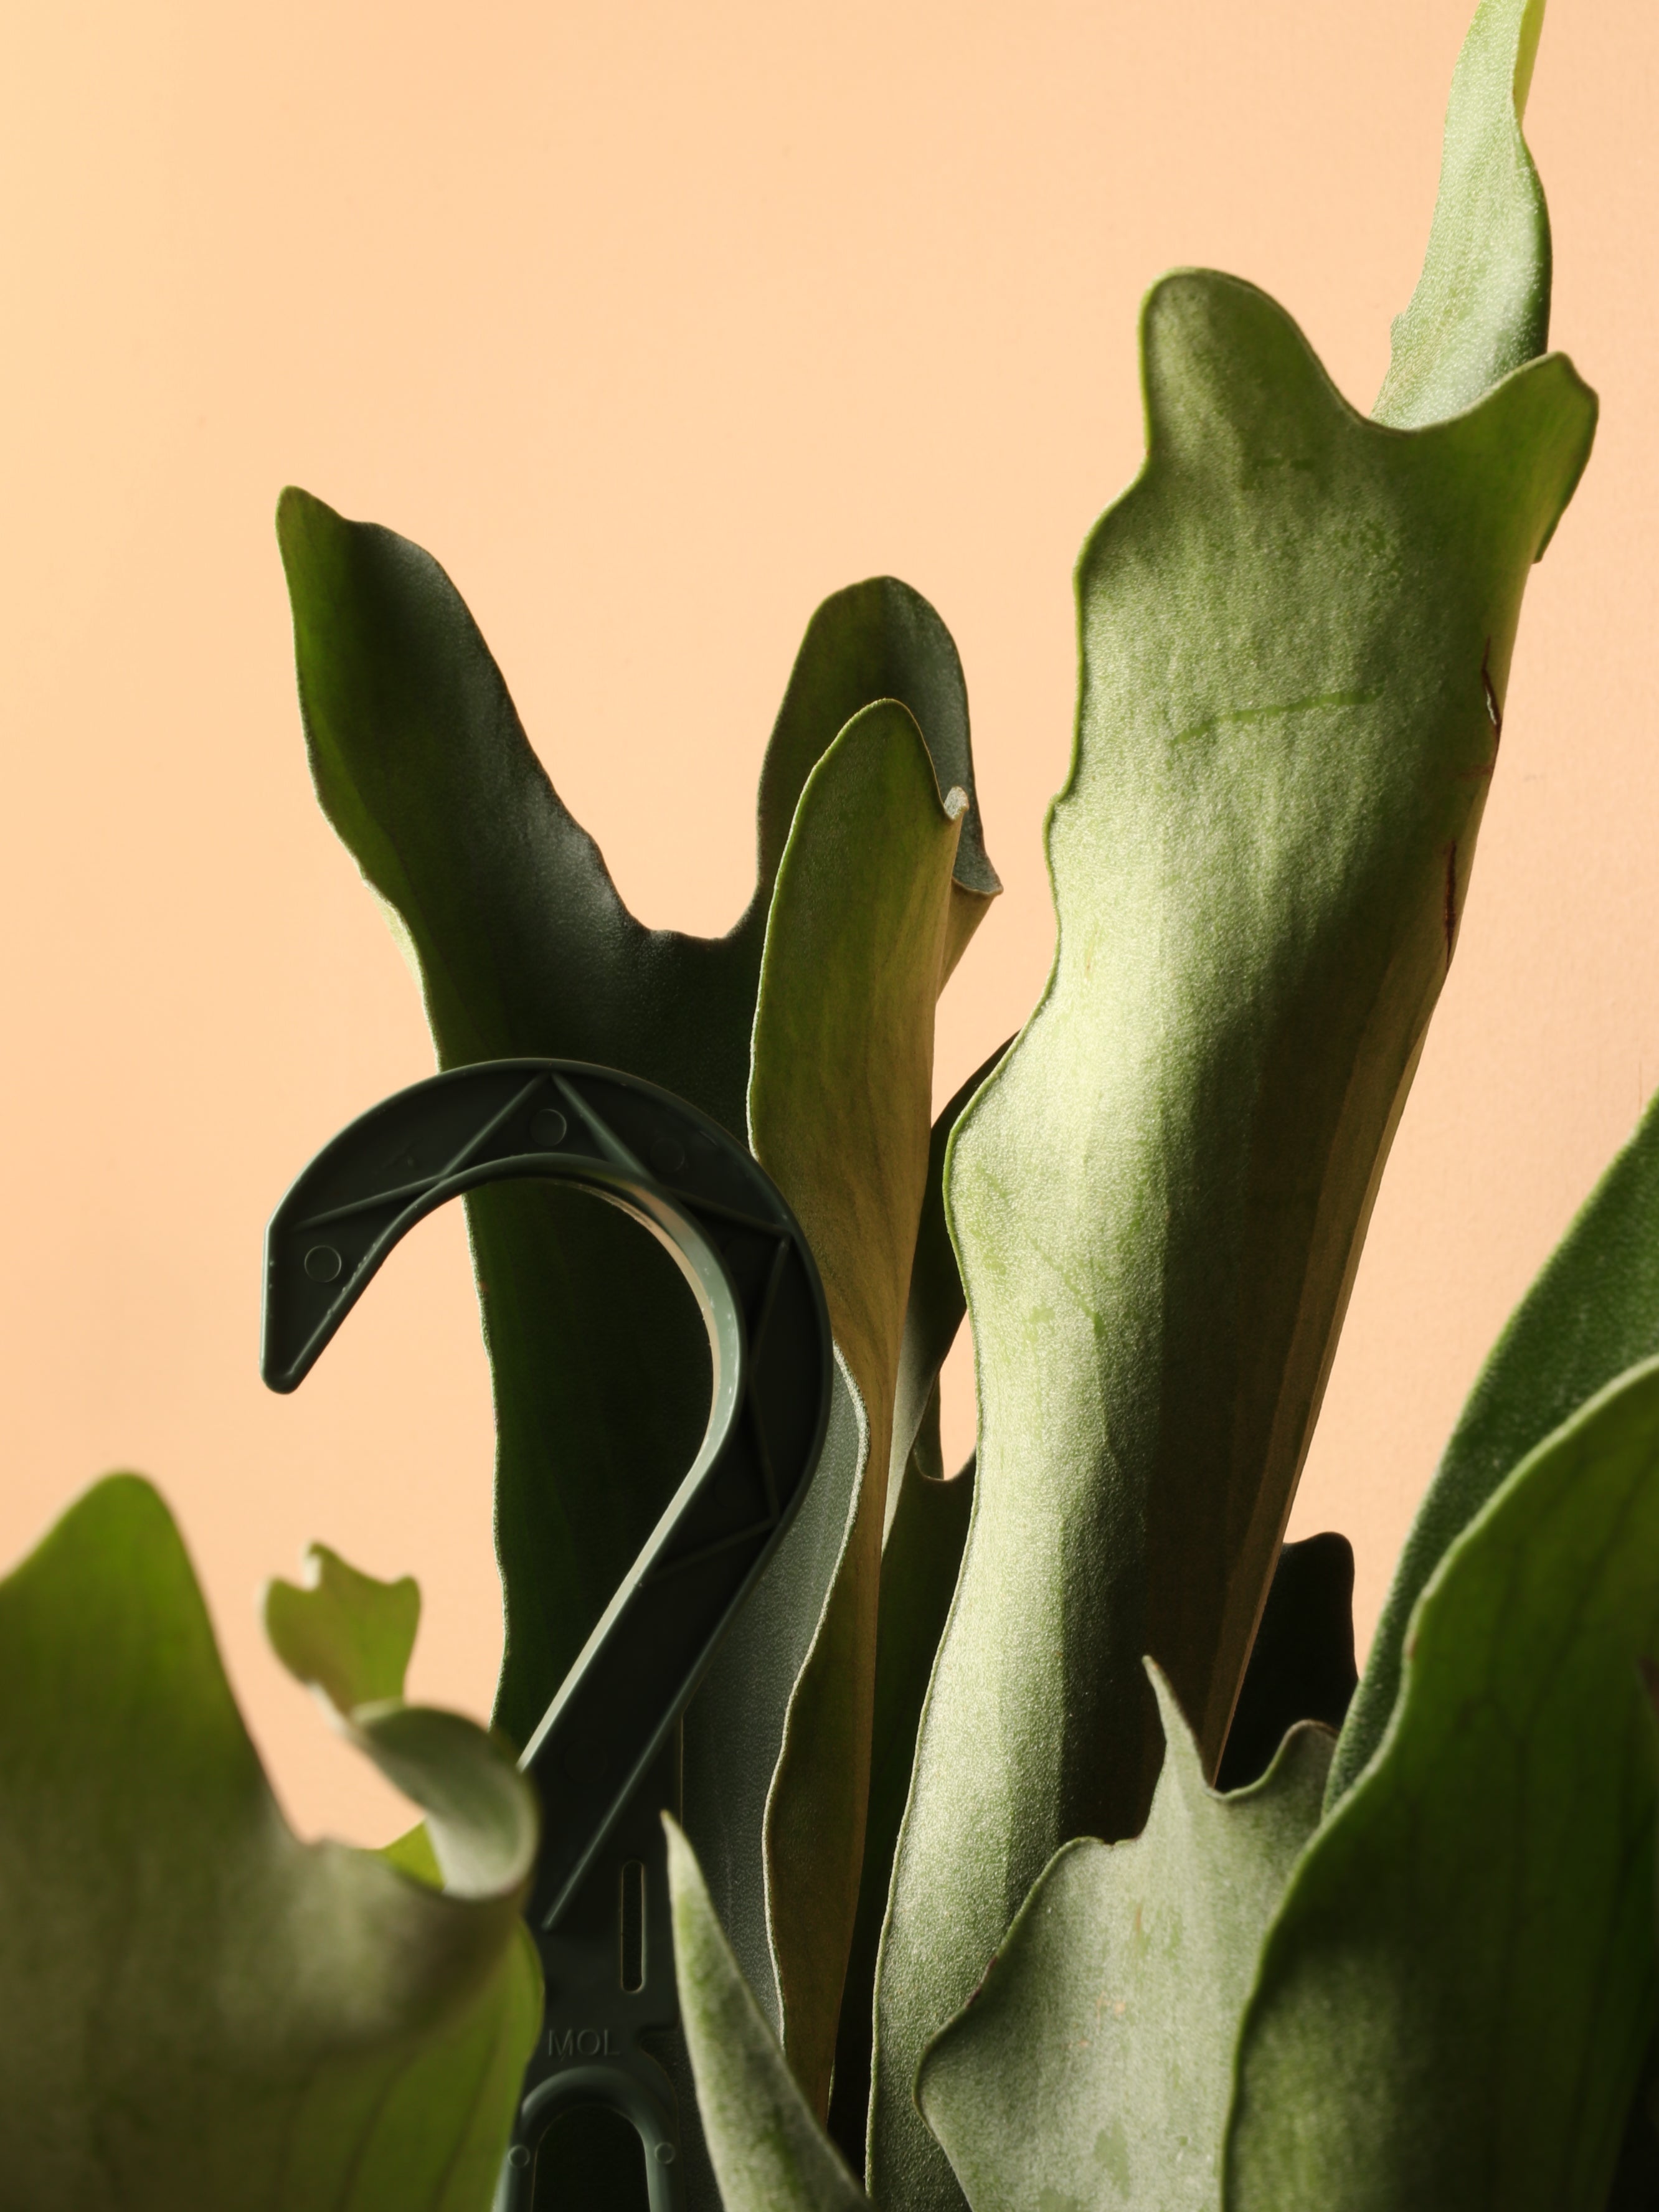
(1330, 1087, 1659, 1803)
(277, 496, 994, 1754)
(278, 503, 996, 2195)
(1225, 1359, 1659, 2210)
(885, 1042, 1009, 1543)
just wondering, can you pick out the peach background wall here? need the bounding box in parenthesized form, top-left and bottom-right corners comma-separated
(0, 0, 1652, 1844)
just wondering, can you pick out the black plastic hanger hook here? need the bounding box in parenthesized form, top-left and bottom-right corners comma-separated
(262, 1058, 834, 2208)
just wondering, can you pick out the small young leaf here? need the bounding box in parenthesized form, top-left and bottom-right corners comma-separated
(667, 1816, 871, 2212)
(0, 1476, 539, 2210)
(263, 1541, 418, 1711)
(749, 699, 967, 2116)
(1331, 1088, 1659, 1803)
(918, 1666, 1329, 2212)
(1225, 1359, 1659, 2210)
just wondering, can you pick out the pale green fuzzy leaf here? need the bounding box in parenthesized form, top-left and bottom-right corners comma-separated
(1331, 1087, 1659, 1805)
(667, 1818, 871, 2212)
(750, 699, 967, 2118)
(1225, 1359, 1659, 2211)
(0, 1475, 539, 2211)
(1374, 0, 1549, 428)
(873, 16, 1587, 2189)
(874, 264, 1594, 2212)
(919, 1666, 1329, 2212)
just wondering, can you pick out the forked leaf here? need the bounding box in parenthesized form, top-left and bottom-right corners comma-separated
(1225, 1359, 1659, 2210)
(279, 504, 996, 2199)
(872, 0, 1594, 2181)
(0, 1477, 539, 2210)
(1331, 1087, 1659, 1803)
(918, 1666, 1329, 2212)
(277, 496, 995, 1754)
(749, 700, 967, 2115)
(667, 1818, 871, 2212)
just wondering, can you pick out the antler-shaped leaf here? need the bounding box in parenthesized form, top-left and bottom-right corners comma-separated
(917, 1667, 1330, 2212)
(278, 502, 996, 1758)
(872, 2, 1595, 2200)
(278, 509, 998, 2194)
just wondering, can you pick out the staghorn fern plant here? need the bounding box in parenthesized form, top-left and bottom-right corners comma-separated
(2, 0, 1655, 2205)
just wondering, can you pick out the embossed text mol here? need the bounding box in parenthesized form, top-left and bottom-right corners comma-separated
(547, 2027, 621, 2059)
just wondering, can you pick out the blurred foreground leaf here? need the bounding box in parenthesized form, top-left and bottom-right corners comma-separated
(265, 1543, 537, 1902)
(0, 1477, 539, 2211)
